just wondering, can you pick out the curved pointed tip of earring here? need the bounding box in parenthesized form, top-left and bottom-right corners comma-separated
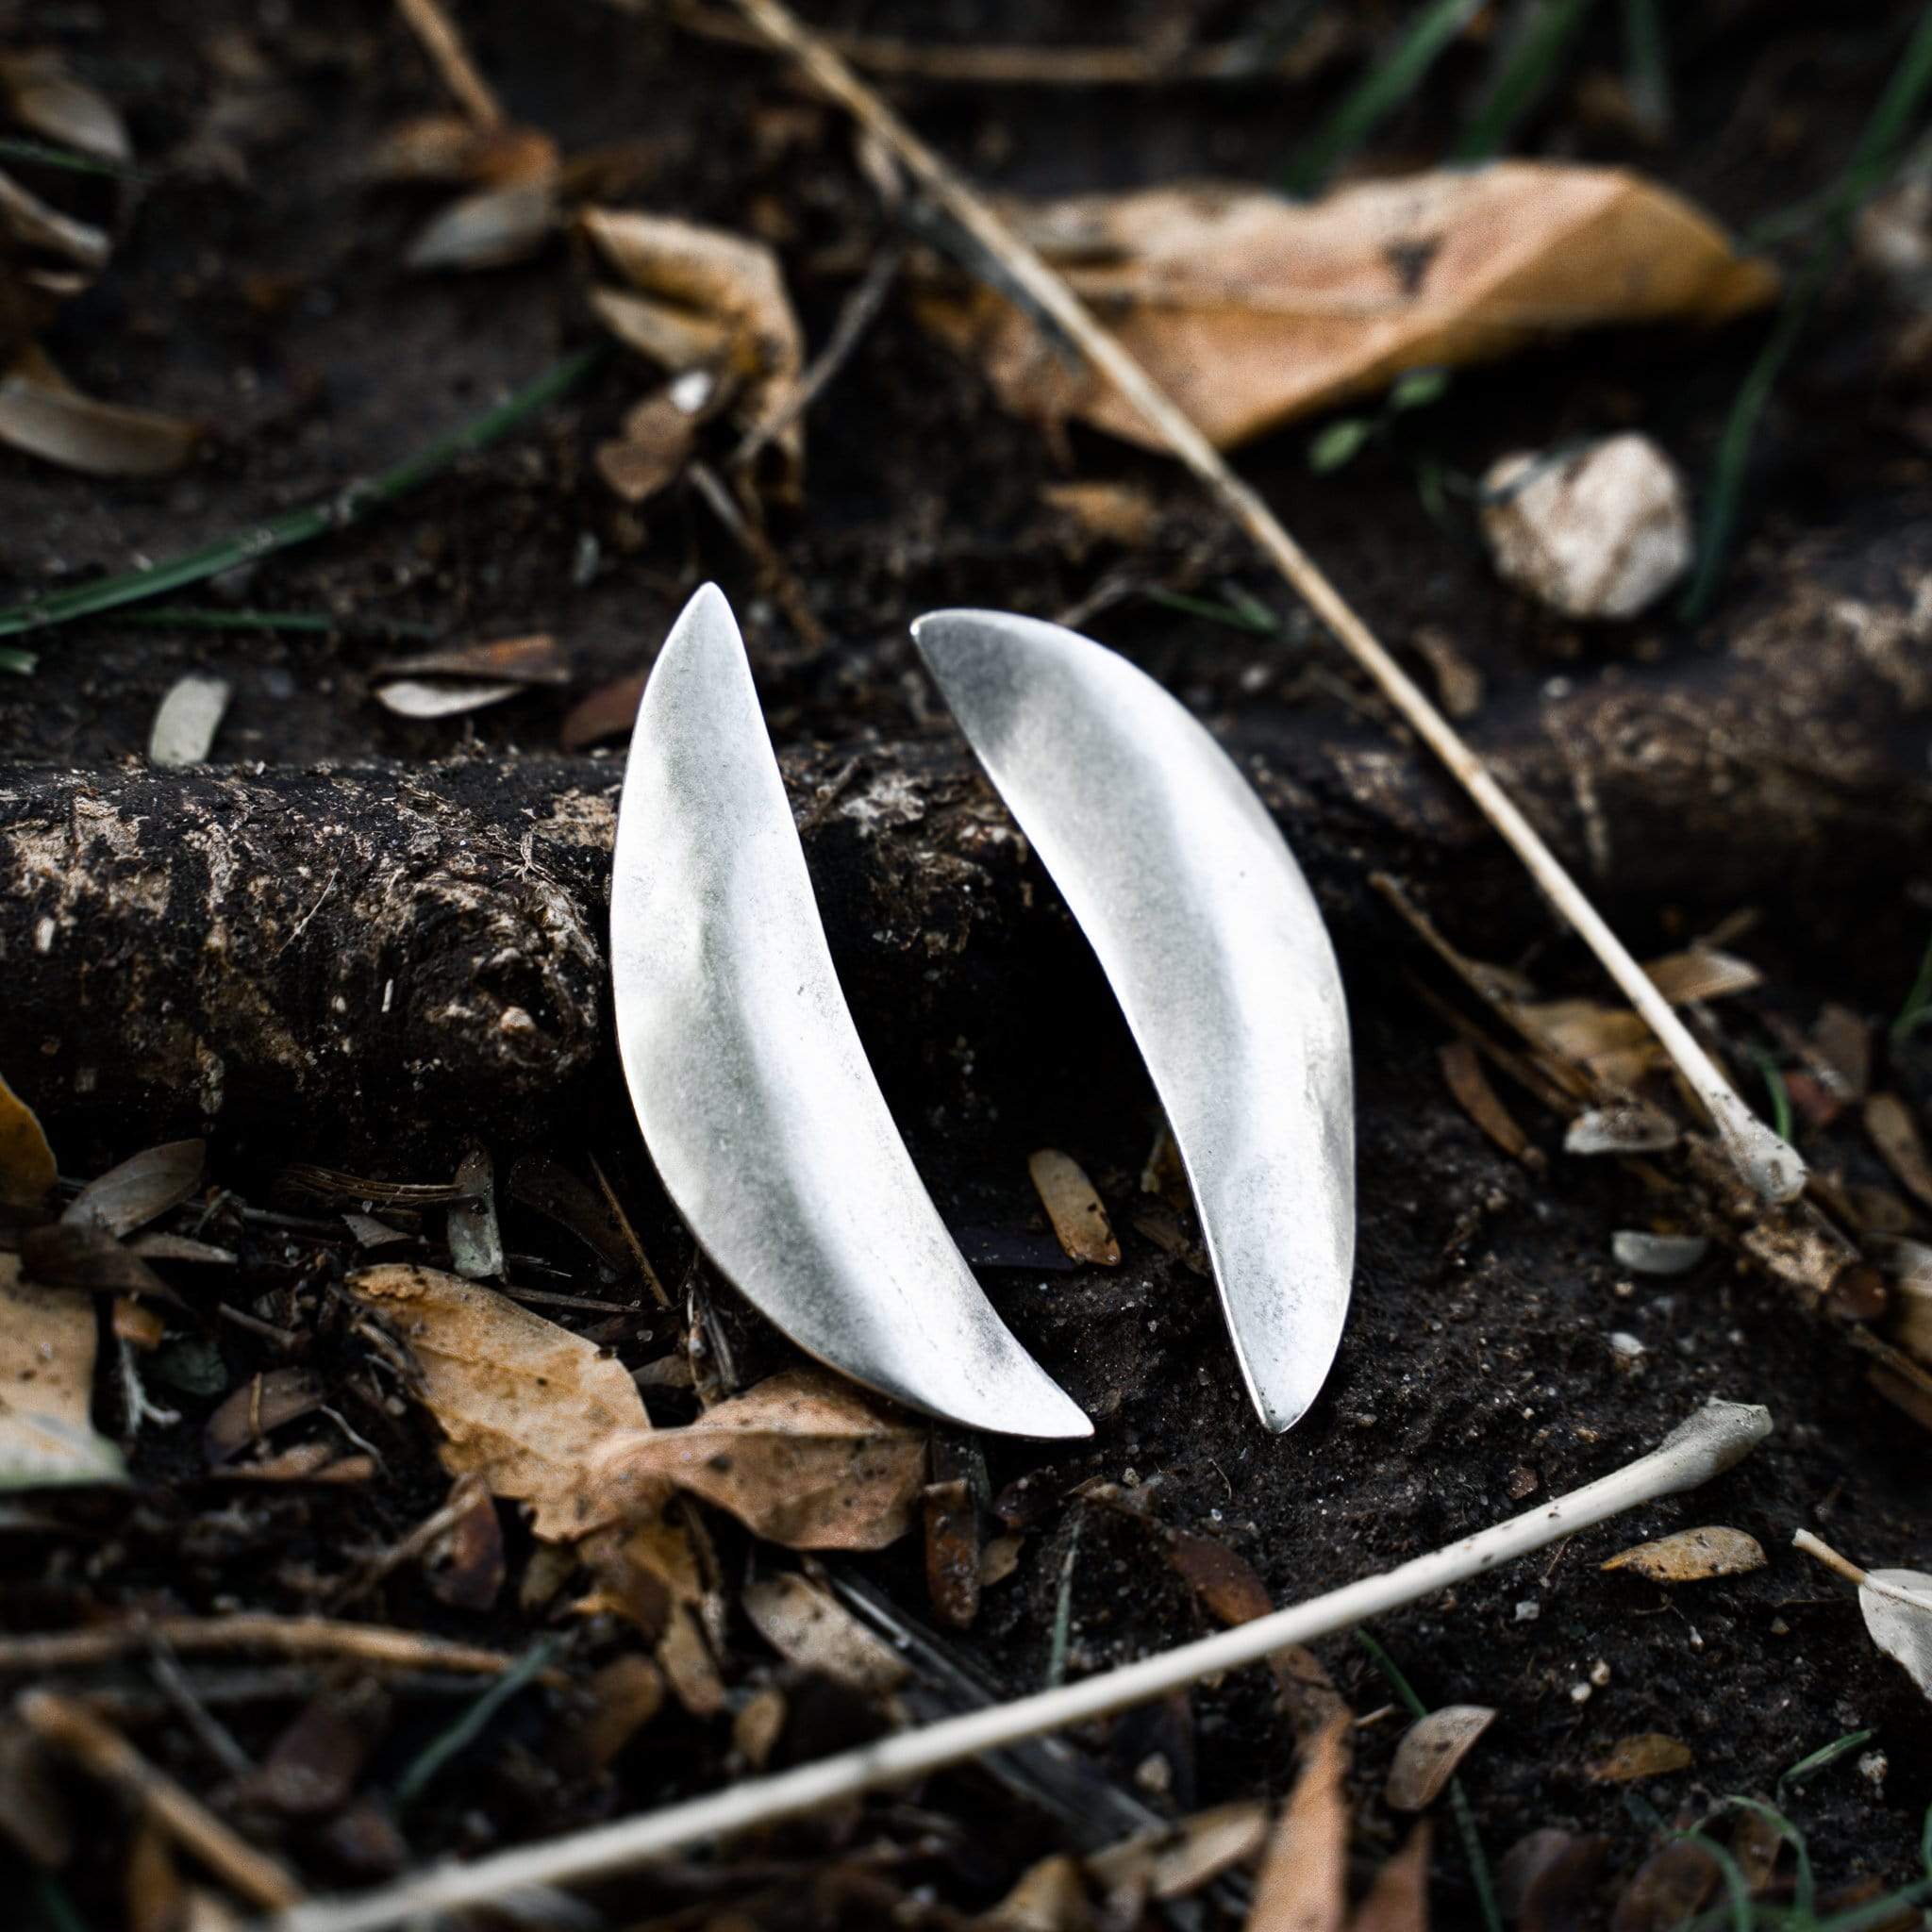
(956, 1376, 1093, 1441)
(1238, 1321, 1346, 1436)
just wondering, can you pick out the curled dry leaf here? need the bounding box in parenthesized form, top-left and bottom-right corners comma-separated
(975, 1855, 1090, 1932)
(577, 1655, 665, 1772)
(0, 1254, 125, 1489)
(1028, 1149, 1121, 1266)
(1439, 1038, 1538, 1166)
(560, 670, 648, 751)
(370, 115, 558, 187)
(0, 348, 198, 477)
(0, 170, 110, 271)
(407, 178, 558, 272)
(1385, 1704, 1496, 1811)
(375, 677, 522, 719)
(741, 1572, 909, 1693)
(349, 1262, 653, 1540)
(1859, 1567, 1932, 1701)
(916, 165, 1774, 452)
(594, 387, 700, 505)
(1610, 1840, 1720, 1932)
(590, 1366, 925, 1552)
(1601, 1524, 1766, 1582)
(1087, 1800, 1269, 1904)
(1351, 1822, 1433, 1932)
(1588, 1733, 1693, 1782)
(580, 206, 805, 485)
(20, 1221, 171, 1300)
(203, 1369, 325, 1465)
(0, 1069, 56, 1214)
(149, 675, 231, 769)
(1497, 1831, 1610, 1931)
(1865, 1094, 1932, 1210)
(0, 51, 129, 160)
(374, 633, 567, 686)
(1247, 1717, 1350, 1932)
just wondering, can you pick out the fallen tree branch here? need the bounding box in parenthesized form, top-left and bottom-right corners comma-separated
(269, 1399, 1770, 1932)
(718, 0, 1805, 1204)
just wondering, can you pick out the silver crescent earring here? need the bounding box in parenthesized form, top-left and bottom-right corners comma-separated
(610, 586, 1356, 1439)
(609, 584, 1091, 1441)
(912, 609, 1356, 1435)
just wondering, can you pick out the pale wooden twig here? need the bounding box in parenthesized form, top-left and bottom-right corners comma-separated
(0, 1613, 524, 1677)
(266, 1399, 1771, 1932)
(20, 1689, 303, 1908)
(1792, 1528, 1932, 1614)
(393, 0, 503, 126)
(720, 0, 1805, 1208)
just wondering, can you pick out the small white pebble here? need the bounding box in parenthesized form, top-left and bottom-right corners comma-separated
(498, 1005, 536, 1037)
(1570, 1682, 1592, 1704)
(1859, 1751, 1889, 1788)
(1608, 1331, 1646, 1358)
(1515, 1600, 1541, 1623)
(1590, 1659, 1611, 1687)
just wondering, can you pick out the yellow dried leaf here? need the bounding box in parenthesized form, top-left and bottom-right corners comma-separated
(1349, 1822, 1433, 1932)
(1866, 1094, 1932, 1210)
(348, 1262, 652, 1540)
(1589, 1733, 1692, 1782)
(0, 346, 196, 478)
(0, 1070, 56, 1214)
(1438, 1040, 1537, 1166)
(1087, 1801, 1269, 1903)
(590, 1365, 925, 1551)
(741, 1572, 908, 1692)
(1601, 1524, 1767, 1583)
(1248, 1717, 1350, 1932)
(1029, 1149, 1121, 1265)
(917, 166, 1774, 451)
(0, 1255, 125, 1489)
(580, 206, 804, 482)
(1386, 1705, 1495, 1810)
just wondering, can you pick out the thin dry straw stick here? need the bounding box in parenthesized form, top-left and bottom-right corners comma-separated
(268, 1398, 1771, 1932)
(393, 0, 503, 126)
(721, 0, 1804, 1207)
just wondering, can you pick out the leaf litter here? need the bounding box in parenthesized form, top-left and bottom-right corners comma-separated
(1601, 1524, 1767, 1582)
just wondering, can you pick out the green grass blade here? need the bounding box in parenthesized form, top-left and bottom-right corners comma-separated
(395, 1635, 560, 1810)
(1777, 1728, 1874, 1801)
(1893, 926, 1932, 1042)
(0, 134, 144, 179)
(0, 644, 35, 675)
(1620, 0, 1672, 139)
(0, 345, 605, 643)
(120, 606, 442, 638)
(1285, 0, 1485, 193)
(1684, 7, 1932, 618)
(1453, 0, 1602, 161)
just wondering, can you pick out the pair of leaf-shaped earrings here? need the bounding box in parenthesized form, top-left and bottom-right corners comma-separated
(610, 585, 1355, 1441)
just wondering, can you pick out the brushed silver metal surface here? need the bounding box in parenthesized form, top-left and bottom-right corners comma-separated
(611, 585, 1090, 1440)
(913, 609, 1356, 1432)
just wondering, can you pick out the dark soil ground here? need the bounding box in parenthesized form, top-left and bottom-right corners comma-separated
(2, 2, 1931, 1928)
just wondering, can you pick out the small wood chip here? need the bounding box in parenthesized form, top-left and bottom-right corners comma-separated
(1385, 1704, 1495, 1810)
(1601, 1525, 1766, 1582)
(1028, 1148, 1121, 1265)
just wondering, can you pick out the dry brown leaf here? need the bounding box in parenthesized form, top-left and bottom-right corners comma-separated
(1438, 1040, 1538, 1166)
(368, 115, 557, 187)
(1865, 1094, 1932, 1209)
(0, 52, 129, 161)
(374, 633, 567, 685)
(349, 1262, 652, 1540)
(0, 347, 197, 477)
(20, 1221, 172, 1301)
(1496, 1831, 1610, 1930)
(655, 1603, 726, 1716)
(1385, 1705, 1495, 1811)
(924, 1475, 982, 1629)
(577, 1655, 665, 1771)
(1601, 1524, 1766, 1583)
(0, 1254, 125, 1489)
(422, 1481, 506, 1612)
(1812, 1005, 1872, 1103)
(1247, 1717, 1349, 1932)
(741, 1572, 908, 1692)
(1610, 1840, 1719, 1932)
(1860, 1566, 1932, 1703)
(560, 670, 647, 751)
(976, 1854, 1091, 1931)
(918, 166, 1774, 452)
(1040, 479, 1160, 550)
(1088, 1801, 1269, 1904)
(407, 177, 558, 272)
(590, 1366, 925, 1551)
(1588, 1733, 1692, 1782)
(65, 1141, 204, 1238)
(1029, 1149, 1121, 1265)
(0, 1069, 56, 1215)
(203, 1369, 325, 1466)
(594, 388, 700, 504)
(1350, 1821, 1433, 1932)
(580, 206, 804, 483)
